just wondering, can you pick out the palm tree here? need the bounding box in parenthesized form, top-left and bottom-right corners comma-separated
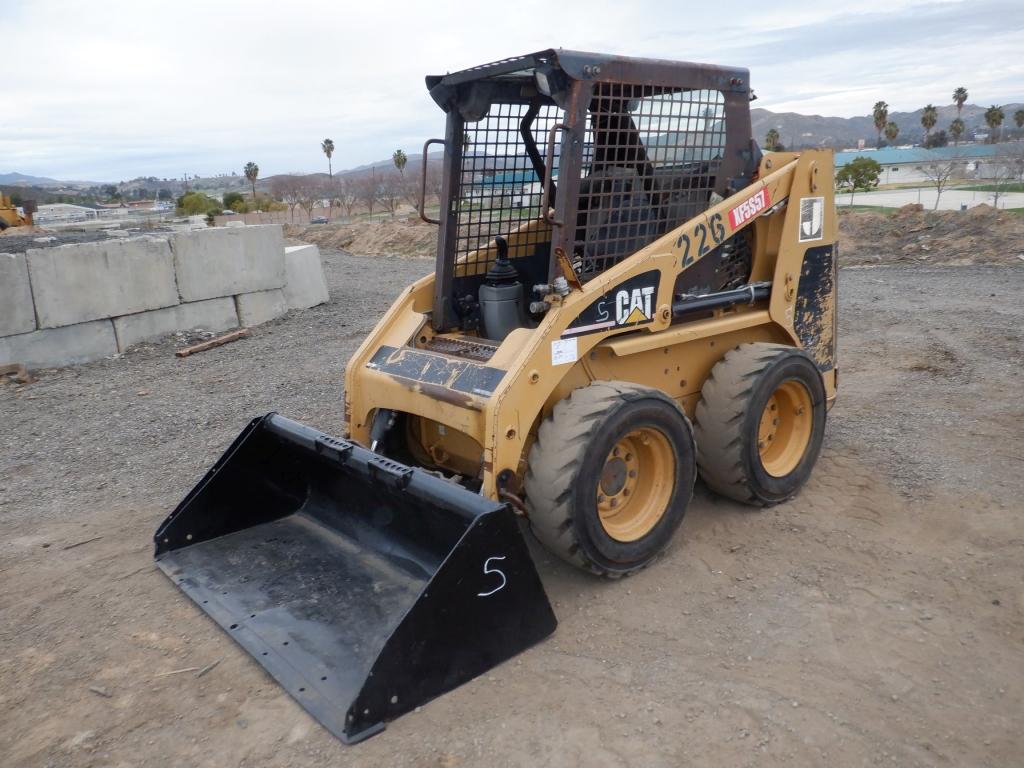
(872, 101, 889, 148)
(952, 87, 968, 118)
(884, 122, 900, 144)
(984, 105, 1005, 143)
(392, 149, 407, 175)
(949, 118, 965, 146)
(244, 162, 259, 200)
(321, 139, 335, 178)
(920, 105, 938, 142)
(1015, 109, 1024, 140)
(765, 128, 780, 150)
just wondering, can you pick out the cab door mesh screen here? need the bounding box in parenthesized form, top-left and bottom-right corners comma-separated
(575, 85, 726, 281)
(453, 103, 563, 274)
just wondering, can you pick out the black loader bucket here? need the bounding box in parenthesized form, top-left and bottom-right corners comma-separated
(154, 414, 556, 743)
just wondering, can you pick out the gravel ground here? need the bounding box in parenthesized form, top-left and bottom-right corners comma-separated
(1, 251, 1021, 767)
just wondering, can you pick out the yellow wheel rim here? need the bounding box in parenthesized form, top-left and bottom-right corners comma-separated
(596, 427, 674, 542)
(757, 380, 813, 477)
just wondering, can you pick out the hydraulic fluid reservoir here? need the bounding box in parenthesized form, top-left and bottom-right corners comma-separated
(479, 236, 530, 340)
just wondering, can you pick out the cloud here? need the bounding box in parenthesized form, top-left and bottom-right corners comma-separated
(1, 0, 1020, 180)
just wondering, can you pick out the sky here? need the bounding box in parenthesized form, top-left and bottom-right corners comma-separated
(3, 0, 1022, 182)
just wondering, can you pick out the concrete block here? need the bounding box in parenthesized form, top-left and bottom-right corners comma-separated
(0, 253, 36, 336)
(172, 225, 285, 302)
(27, 237, 178, 328)
(283, 245, 330, 310)
(235, 289, 288, 326)
(0, 319, 117, 369)
(113, 297, 239, 351)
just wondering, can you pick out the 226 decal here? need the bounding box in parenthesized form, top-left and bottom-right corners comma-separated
(675, 212, 726, 267)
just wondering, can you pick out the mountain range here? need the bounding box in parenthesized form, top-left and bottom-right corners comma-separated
(751, 102, 1023, 149)
(0, 172, 62, 186)
(5, 102, 1021, 189)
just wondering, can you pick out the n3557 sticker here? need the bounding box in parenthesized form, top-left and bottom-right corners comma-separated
(675, 212, 726, 267)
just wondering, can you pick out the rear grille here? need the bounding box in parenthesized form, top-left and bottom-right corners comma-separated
(424, 336, 499, 363)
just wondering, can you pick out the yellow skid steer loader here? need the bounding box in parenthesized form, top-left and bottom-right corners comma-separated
(156, 49, 837, 743)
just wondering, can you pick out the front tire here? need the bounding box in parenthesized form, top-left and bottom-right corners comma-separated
(695, 343, 826, 505)
(524, 381, 696, 577)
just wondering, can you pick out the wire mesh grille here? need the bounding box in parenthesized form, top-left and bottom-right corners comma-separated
(574, 84, 727, 280)
(453, 103, 563, 275)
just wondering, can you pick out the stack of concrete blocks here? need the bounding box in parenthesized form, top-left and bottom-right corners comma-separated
(0, 225, 329, 369)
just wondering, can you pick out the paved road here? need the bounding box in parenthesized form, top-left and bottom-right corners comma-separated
(837, 187, 1024, 210)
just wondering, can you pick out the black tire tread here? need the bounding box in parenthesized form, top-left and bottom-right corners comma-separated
(695, 343, 804, 505)
(525, 380, 689, 577)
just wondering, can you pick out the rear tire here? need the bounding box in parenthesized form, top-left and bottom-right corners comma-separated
(695, 343, 826, 505)
(524, 381, 696, 577)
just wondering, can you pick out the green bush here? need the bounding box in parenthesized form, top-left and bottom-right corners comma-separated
(222, 191, 245, 209)
(177, 192, 222, 216)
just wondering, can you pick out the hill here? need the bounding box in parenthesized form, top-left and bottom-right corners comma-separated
(0, 172, 62, 186)
(752, 102, 1023, 149)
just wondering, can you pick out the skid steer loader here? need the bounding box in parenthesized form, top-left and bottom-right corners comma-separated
(156, 49, 837, 743)
(0, 192, 35, 230)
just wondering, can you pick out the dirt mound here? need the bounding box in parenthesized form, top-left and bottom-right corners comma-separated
(289, 208, 1023, 268)
(0, 225, 50, 237)
(286, 216, 435, 259)
(894, 203, 924, 215)
(839, 206, 1024, 266)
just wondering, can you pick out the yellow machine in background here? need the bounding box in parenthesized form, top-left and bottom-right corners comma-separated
(0, 193, 35, 229)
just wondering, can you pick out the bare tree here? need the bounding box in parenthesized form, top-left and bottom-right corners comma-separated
(336, 177, 358, 219)
(352, 173, 378, 217)
(296, 177, 327, 222)
(425, 165, 443, 205)
(1007, 144, 1024, 182)
(270, 175, 305, 222)
(988, 162, 1017, 207)
(378, 171, 402, 216)
(918, 155, 963, 211)
(401, 171, 423, 213)
(988, 144, 1024, 206)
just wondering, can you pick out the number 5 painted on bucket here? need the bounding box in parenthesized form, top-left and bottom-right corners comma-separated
(477, 556, 508, 597)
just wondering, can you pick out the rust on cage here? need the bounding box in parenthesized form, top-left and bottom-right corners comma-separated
(425, 50, 755, 333)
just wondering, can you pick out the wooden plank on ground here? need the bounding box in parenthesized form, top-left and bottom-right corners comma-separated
(175, 329, 250, 358)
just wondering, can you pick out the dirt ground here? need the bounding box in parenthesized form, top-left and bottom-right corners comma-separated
(838, 204, 1024, 266)
(1, 243, 1022, 767)
(286, 215, 437, 260)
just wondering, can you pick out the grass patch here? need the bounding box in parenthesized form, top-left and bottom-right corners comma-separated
(839, 205, 897, 215)
(953, 182, 1024, 193)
